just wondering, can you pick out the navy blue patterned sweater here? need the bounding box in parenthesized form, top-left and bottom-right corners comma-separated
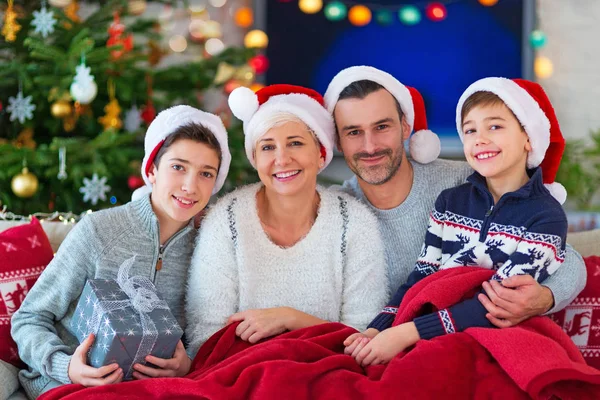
(368, 167, 567, 339)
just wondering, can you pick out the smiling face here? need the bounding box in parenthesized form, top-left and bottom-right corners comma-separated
(148, 138, 220, 225)
(254, 120, 324, 197)
(461, 102, 531, 183)
(334, 88, 411, 185)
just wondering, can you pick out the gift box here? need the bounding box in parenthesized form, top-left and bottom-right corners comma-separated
(70, 257, 183, 379)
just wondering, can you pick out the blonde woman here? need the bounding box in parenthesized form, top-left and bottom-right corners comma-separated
(185, 85, 388, 357)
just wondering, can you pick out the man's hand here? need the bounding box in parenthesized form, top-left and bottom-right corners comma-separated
(68, 334, 123, 386)
(132, 341, 191, 379)
(343, 328, 379, 358)
(479, 275, 554, 328)
(355, 322, 419, 367)
(227, 307, 294, 344)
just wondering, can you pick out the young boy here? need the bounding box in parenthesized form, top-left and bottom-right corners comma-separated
(11, 105, 231, 399)
(344, 78, 568, 366)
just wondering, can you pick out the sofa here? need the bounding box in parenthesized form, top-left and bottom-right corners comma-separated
(1, 219, 599, 399)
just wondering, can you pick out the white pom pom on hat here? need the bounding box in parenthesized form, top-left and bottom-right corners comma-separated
(323, 65, 441, 164)
(228, 86, 259, 123)
(228, 84, 335, 172)
(137, 105, 232, 199)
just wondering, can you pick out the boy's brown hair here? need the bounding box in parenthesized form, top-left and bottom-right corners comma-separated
(460, 91, 523, 131)
(154, 122, 223, 169)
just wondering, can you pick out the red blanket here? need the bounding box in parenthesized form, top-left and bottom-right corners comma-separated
(41, 267, 600, 400)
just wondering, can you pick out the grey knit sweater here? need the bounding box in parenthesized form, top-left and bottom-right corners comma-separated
(338, 158, 586, 314)
(10, 195, 197, 399)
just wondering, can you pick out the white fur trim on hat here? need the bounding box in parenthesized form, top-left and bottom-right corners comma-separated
(131, 185, 152, 202)
(324, 65, 415, 131)
(409, 129, 441, 164)
(231, 90, 335, 172)
(545, 182, 567, 205)
(455, 77, 551, 169)
(138, 105, 231, 199)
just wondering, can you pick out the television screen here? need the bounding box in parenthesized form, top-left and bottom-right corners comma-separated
(264, 0, 533, 158)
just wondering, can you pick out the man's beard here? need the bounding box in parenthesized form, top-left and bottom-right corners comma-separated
(349, 146, 404, 185)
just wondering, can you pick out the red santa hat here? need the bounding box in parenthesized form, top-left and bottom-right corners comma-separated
(132, 105, 231, 201)
(455, 77, 567, 204)
(323, 65, 441, 164)
(228, 84, 335, 171)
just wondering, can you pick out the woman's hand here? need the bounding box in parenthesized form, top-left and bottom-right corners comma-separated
(355, 322, 420, 367)
(228, 307, 296, 343)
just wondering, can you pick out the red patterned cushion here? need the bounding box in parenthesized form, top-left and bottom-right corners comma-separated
(550, 256, 600, 370)
(0, 217, 54, 367)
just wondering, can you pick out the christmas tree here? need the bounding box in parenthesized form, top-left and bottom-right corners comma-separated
(0, 0, 259, 214)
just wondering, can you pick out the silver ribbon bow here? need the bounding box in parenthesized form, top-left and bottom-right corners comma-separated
(87, 255, 169, 378)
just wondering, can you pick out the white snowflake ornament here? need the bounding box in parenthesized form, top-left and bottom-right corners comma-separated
(31, 6, 57, 38)
(70, 62, 98, 104)
(79, 173, 111, 205)
(124, 105, 142, 132)
(7, 91, 36, 124)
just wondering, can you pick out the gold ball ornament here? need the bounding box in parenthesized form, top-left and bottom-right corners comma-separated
(48, 0, 72, 7)
(128, 0, 147, 16)
(11, 167, 39, 198)
(51, 100, 73, 118)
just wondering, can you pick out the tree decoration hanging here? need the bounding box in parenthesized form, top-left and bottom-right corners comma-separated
(140, 74, 156, 125)
(64, 0, 80, 23)
(70, 59, 98, 104)
(107, 12, 133, 60)
(124, 104, 142, 132)
(7, 89, 36, 124)
(2, 0, 21, 42)
(31, 1, 57, 38)
(79, 173, 110, 205)
(11, 160, 39, 199)
(98, 80, 122, 131)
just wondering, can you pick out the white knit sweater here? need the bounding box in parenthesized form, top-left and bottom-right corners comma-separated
(185, 183, 388, 356)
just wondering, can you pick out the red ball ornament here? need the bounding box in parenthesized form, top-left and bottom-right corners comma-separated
(248, 55, 270, 74)
(128, 175, 145, 191)
(426, 2, 447, 22)
(140, 103, 157, 124)
(0, 100, 3, 112)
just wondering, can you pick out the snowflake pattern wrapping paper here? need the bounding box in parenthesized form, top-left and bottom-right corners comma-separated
(70, 276, 183, 380)
(79, 173, 111, 205)
(7, 92, 36, 124)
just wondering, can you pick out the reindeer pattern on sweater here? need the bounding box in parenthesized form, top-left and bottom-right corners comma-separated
(368, 168, 567, 338)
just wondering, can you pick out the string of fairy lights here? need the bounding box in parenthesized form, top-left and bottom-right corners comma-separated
(287, 0, 554, 80)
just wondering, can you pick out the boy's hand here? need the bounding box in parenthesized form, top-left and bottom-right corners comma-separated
(355, 322, 419, 367)
(132, 341, 191, 379)
(343, 328, 379, 357)
(68, 334, 123, 386)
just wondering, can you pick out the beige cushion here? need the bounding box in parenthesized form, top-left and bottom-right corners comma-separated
(567, 229, 600, 258)
(0, 220, 75, 253)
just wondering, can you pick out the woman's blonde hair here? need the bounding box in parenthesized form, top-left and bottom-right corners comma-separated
(252, 112, 319, 148)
